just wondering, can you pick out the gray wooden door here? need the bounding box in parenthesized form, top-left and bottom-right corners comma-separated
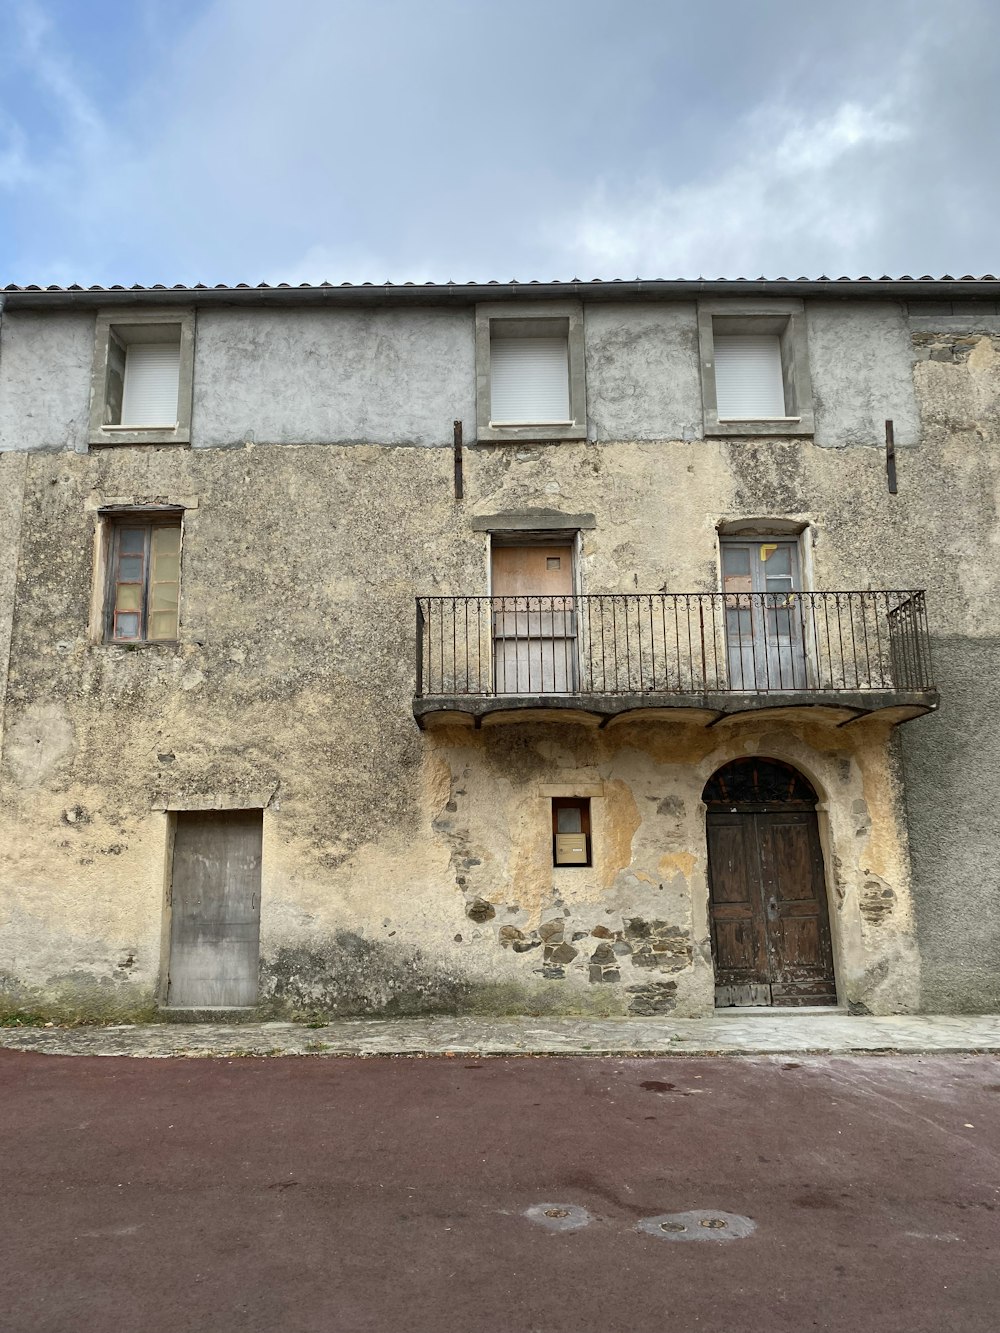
(722, 540, 807, 690)
(166, 810, 263, 1008)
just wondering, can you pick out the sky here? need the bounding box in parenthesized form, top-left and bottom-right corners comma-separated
(0, 0, 998, 287)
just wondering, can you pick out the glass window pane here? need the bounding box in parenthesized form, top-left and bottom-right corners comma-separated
(152, 525, 181, 555)
(556, 805, 583, 833)
(149, 583, 178, 612)
(722, 546, 751, 576)
(148, 610, 178, 640)
(152, 552, 179, 582)
(117, 555, 143, 582)
(762, 544, 792, 574)
(119, 529, 145, 554)
(115, 583, 142, 613)
(113, 612, 140, 640)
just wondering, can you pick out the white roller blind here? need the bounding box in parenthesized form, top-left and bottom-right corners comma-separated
(714, 335, 786, 419)
(490, 336, 570, 424)
(121, 342, 181, 426)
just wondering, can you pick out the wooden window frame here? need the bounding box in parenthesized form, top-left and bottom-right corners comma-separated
(103, 513, 182, 645)
(552, 797, 592, 867)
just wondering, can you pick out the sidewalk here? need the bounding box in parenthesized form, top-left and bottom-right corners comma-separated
(2, 1011, 999, 1058)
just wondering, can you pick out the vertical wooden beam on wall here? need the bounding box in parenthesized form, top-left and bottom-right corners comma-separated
(886, 419, 898, 494)
(453, 419, 464, 501)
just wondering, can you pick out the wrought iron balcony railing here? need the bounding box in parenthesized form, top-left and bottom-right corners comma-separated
(415, 591, 934, 700)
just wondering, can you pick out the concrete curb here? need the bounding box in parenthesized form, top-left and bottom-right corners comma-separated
(2, 1014, 999, 1059)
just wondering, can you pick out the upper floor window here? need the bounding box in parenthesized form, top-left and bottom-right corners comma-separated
(698, 300, 814, 437)
(89, 308, 195, 447)
(475, 301, 586, 443)
(714, 334, 785, 419)
(490, 331, 569, 425)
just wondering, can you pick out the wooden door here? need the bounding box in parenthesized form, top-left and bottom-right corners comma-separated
(166, 810, 263, 1008)
(722, 540, 807, 690)
(705, 760, 836, 1007)
(491, 545, 577, 692)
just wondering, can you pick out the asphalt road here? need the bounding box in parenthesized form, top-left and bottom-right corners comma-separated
(2, 1050, 998, 1333)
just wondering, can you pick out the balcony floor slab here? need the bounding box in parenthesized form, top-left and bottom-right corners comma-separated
(413, 690, 939, 730)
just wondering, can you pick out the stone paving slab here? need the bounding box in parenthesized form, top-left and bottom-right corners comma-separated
(1, 1012, 999, 1058)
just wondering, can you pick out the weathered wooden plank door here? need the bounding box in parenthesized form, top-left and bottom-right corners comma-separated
(491, 544, 577, 692)
(722, 540, 807, 690)
(756, 810, 837, 1006)
(706, 812, 771, 1006)
(705, 758, 836, 1008)
(166, 810, 263, 1008)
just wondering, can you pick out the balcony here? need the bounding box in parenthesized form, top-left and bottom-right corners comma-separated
(413, 590, 938, 730)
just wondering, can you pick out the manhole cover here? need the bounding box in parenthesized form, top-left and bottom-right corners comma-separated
(525, 1202, 592, 1232)
(639, 1210, 755, 1242)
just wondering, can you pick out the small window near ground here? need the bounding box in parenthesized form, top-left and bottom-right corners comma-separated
(105, 517, 181, 644)
(552, 797, 591, 867)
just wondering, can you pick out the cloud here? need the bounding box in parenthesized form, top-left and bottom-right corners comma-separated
(549, 99, 911, 279)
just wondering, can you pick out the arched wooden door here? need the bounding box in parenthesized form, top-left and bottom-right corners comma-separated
(704, 758, 837, 1008)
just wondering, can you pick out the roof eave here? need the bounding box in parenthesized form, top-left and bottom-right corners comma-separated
(3, 276, 1000, 309)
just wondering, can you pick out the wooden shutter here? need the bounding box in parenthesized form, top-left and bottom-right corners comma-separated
(490, 336, 570, 424)
(121, 343, 181, 426)
(714, 335, 785, 419)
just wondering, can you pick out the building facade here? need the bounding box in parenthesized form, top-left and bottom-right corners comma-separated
(0, 277, 996, 1021)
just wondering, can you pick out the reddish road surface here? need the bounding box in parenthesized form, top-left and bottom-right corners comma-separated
(2, 1050, 998, 1333)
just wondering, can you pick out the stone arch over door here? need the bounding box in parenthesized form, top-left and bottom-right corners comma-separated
(703, 757, 837, 1008)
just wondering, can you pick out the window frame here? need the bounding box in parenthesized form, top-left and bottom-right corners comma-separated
(697, 299, 814, 437)
(475, 300, 587, 443)
(551, 796, 592, 867)
(96, 508, 184, 646)
(88, 307, 195, 447)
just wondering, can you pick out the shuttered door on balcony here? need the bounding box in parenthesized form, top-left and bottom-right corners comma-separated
(714, 335, 785, 419)
(120, 342, 181, 426)
(492, 545, 577, 693)
(490, 336, 570, 424)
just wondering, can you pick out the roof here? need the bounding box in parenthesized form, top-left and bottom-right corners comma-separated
(2, 275, 999, 309)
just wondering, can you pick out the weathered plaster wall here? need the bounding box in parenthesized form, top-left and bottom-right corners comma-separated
(806, 301, 920, 448)
(191, 307, 477, 448)
(584, 303, 703, 442)
(582, 299, 919, 447)
(0, 430, 929, 1020)
(900, 328, 1000, 1012)
(0, 310, 94, 453)
(0, 299, 922, 453)
(0, 453, 26, 753)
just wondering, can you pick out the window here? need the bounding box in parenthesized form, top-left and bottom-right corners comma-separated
(714, 335, 784, 419)
(698, 300, 814, 437)
(475, 301, 586, 443)
(89, 308, 195, 446)
(104, 515, 182, 643)
(552, 797, 591, 866)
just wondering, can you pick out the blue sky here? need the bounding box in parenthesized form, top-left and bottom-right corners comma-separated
(1, 0, 998, 286)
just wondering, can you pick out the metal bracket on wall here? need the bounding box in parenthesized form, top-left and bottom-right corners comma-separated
(886, 418, 898, 494)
